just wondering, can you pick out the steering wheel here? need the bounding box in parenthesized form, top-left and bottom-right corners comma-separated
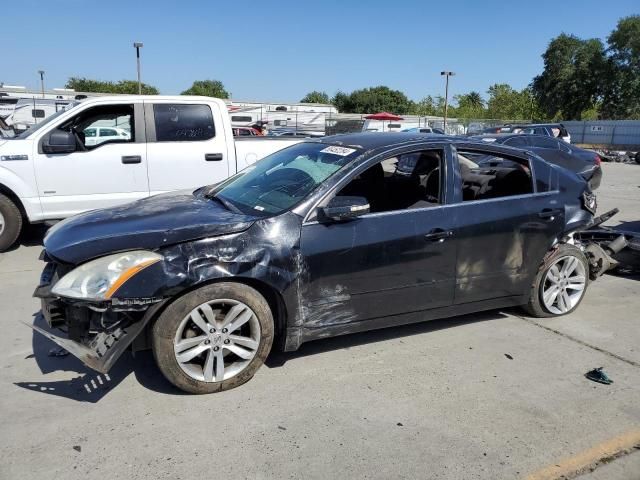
(262, 168, 315, 196)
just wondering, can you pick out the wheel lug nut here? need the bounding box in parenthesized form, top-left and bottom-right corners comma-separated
(224, 339, 230, 344)
(222, 328, 228, 333)
(209, 328, 215, 333)
(213, 346, 220, 351)
(204, 340, 210, 345)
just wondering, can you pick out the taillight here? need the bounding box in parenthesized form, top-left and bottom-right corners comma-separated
(594, 155, 602, 166)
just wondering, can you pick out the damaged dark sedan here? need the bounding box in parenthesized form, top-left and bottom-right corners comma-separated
(32, 133, 605, 393)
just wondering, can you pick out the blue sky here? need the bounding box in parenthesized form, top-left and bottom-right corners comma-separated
(4, 1, 639, 103)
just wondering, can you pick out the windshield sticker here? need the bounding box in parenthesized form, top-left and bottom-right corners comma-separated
(320, 146, 356, 156)
(254, 205, 265, 211)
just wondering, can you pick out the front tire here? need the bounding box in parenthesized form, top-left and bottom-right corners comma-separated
(0, 194, 23, 252)
(152, 282, 274, 394)
(523, 244, 589, 318)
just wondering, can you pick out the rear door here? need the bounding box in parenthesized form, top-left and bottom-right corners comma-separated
(145, 101, 232, 194)
(450, 145, 565, 304)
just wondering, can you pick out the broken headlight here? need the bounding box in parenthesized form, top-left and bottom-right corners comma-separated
(51, 251, 162, 301)
(582, 191, 597, 214)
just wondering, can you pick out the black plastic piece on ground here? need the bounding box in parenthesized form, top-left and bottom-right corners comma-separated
(585, 367, 613, 385)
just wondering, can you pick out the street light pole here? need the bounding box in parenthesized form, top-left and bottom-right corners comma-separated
(38, 70, 45, 98)
(440, 71, 455, 133)
(133, 42, 144, 94)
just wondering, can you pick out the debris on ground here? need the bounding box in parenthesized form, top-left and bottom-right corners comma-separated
(504, 354, 514, 360)
(48, 347, 69, 357)
(72, 446, 81, 452)
(585, 367, 614, 385)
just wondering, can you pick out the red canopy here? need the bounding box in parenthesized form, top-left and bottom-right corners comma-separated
(364, 112, 404, 121)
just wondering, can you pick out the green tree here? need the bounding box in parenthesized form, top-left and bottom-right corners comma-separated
(300, 91, 330, 104)
(531, 34, 606, 120)
(453, 91, 485, 119)
(601, 15, 640, 119)
(486, 84, 538, 120)
(65, 77, 159, 94)
(410, 96, 442, 116)
(181, 80, 229, 98)
(331, 91, 351, 112)
(330, 86, 412, 114)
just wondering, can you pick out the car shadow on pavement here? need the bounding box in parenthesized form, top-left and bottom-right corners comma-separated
(265, 310, 509, 368)
(3, 223, 49, 253)
(14, 312, 183, 403)
(15, 309, 508, 402)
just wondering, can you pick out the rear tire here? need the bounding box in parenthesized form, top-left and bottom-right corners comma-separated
(522, 244, 589, 318)
(152, 282, 274, 394)
(0, 194, 23, 252)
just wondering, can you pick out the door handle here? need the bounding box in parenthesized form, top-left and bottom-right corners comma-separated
(424, 229, 453, 242)
(121, 155, 141, 164)
(205, 153, 224, 161)
(538, 208, 562, 220)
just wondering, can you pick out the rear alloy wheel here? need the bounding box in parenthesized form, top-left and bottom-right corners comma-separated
(523, 244, 589, 318)
(152, 283, 273, 394)
(0, 194, 23, 252)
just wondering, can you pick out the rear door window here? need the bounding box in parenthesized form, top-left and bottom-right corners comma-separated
(457, 149, 534, 201)
(153, 104, 215, 142)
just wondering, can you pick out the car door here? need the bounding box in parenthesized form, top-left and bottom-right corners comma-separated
(298, 147, 457, 329)
(450, 144, 565, 304)
(145, 101, 232, 194)
(33, 101, 149, 218)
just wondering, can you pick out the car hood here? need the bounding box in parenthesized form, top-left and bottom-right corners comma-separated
(44, 190, 260, 264)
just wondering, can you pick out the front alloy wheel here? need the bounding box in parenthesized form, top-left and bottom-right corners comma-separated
(153, 283, 274, 394)
(173, 299, 260, 382)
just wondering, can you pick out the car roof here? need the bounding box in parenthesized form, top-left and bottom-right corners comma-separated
(317, 132, 460, 150)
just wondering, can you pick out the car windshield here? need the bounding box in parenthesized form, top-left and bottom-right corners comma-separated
(15, 102, 79, 139)
(210, 142, 361, 216)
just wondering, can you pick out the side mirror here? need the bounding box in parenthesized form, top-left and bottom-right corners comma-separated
(43, 129, 76, 154)
(319, 196, 370, 222)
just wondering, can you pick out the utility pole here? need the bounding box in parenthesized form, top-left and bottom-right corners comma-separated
(38, 70, 45, 98)
(133, 42, 144, 94)
(440, 71, 455, 133)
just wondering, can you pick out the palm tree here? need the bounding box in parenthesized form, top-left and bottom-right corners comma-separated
(467, 91, 484, 109)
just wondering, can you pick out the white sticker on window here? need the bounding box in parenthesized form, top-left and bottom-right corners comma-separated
(254, 205, 265, 211)
(320, 146, 356, 156)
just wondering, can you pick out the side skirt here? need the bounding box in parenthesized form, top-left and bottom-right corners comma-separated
(295, 295, 527, 348)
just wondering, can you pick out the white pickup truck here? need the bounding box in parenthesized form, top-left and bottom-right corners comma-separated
(0, 95, 301, 251)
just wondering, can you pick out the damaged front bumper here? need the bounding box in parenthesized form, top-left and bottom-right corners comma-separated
(29, 259, 166, 373)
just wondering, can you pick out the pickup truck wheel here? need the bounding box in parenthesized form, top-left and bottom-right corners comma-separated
(152, 282, 274, 394)
(523, 244, 589, 318)
(0, 194, 23, 252)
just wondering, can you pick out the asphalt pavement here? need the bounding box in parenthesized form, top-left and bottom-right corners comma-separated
(0, 163, 638, 480)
